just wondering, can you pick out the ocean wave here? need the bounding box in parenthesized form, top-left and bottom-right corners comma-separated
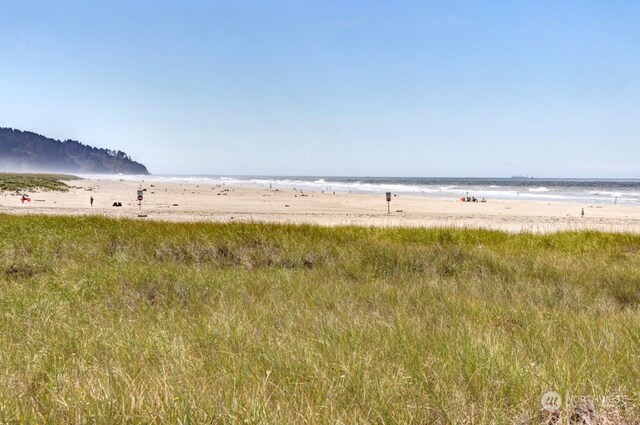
(588, 190, 640, 198)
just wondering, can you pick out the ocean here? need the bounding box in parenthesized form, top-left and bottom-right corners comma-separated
(99, 175, 640, 205)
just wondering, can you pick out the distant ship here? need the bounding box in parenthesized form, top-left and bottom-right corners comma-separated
(511, 174, 533, 179)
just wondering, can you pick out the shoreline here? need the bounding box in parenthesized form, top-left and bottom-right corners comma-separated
(1, 177, 639, 233)
(73, 173, 640, 206)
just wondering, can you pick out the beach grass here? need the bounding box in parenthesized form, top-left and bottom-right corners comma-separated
(0, 214, 639, 423)
(0, 173, 80, 193)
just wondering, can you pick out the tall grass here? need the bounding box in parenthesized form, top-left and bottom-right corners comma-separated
(0, 214, 639, 423)
(0, 173, 80, 193)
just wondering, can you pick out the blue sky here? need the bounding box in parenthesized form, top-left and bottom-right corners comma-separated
(1, 1, 638, 177)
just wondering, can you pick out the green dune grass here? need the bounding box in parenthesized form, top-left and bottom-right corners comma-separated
(0, 214, 639, 423)
(0, 173, 80, 193)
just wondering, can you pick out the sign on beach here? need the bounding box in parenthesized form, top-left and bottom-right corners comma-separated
(386, 192, 391, 214)
(137, 189, 144, 209)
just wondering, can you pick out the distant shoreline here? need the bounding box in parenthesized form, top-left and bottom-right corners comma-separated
(75, 173, 640, 206)
(1, 177, 639, 233)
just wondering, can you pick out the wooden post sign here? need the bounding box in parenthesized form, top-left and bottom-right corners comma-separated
(386, 192, 391, 214)
(137, 189, 144, 210)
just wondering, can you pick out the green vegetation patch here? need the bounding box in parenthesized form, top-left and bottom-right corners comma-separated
(1, 215, 640, 423)
(0, 173, 80, 193)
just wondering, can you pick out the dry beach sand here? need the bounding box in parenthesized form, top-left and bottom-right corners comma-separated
(1, 177, 639, 233)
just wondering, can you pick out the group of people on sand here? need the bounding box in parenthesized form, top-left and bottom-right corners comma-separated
(460, 195, 486, 203)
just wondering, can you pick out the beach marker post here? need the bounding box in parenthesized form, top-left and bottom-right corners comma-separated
(137, 189, 144, 210)
(386, 192, 391, 214)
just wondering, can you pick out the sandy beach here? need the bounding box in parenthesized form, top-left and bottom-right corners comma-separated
(1, 177, 639, 233)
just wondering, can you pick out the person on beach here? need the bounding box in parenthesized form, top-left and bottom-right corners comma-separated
(90, 196, 94, 207)
(581, 208, 584, 218)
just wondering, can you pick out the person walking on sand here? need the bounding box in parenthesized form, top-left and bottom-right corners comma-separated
(581, 208, 584, 218)
(90, 196, 94, 207)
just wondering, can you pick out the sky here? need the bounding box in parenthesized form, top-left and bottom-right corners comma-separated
(1, 1, 639, 178)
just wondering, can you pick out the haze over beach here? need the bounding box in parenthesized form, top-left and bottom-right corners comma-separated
(1, 1, 638, 178)
(1, 1, 640, 423)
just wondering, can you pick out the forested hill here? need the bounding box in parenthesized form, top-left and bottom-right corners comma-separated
(0, 128, 150, 174)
